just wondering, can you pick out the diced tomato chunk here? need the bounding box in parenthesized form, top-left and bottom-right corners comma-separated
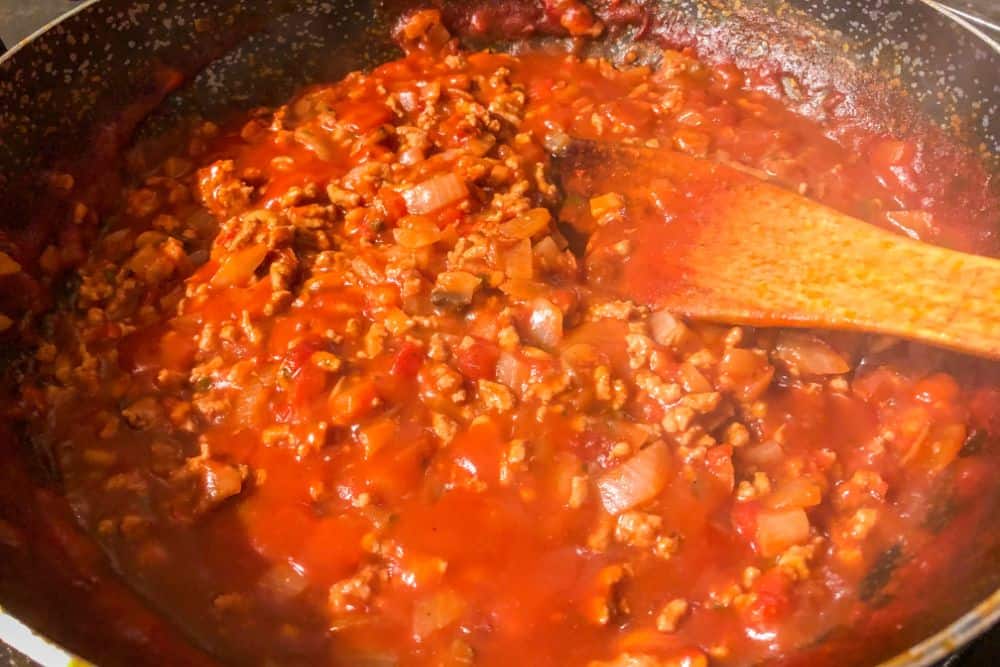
(158, 330, 197, 372)
(744, 570, 793, 629)
(376, 186, 408, 224)
(852, 367, 906, 404)
(337, 101, 393, 133)
(731, 500, 759, 544)
(454, 339, 499, 381)
(268, 317, 305, 357)
(705, 444, 735, 492)
(283, 339, 322, 375)
(329, 377, 379, 426)
(357, 417, 398, 459)
(446, 417, 503, 487)
(913, 372, 960, 406)
(391, 342, 425, 378)
(279, 339, 331, 411)
(292, 364, 329, 411)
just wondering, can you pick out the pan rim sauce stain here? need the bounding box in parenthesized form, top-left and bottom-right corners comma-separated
(3, 7, 1000, 667)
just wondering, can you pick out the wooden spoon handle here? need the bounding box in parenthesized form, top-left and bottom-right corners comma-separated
(677, 179, 1000, 358)
(556, 142, 1000, 358)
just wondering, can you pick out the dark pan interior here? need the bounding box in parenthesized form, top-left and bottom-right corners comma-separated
(0, 0, 997, 185)
(0, 1, 997, 665)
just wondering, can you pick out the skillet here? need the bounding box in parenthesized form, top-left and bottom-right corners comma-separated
(0, 1, 997, 665)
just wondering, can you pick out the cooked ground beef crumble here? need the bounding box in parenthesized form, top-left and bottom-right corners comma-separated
(5, 8, 1000, 667)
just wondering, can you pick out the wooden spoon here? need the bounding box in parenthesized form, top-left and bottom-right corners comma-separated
(554, 141, 1000, 359)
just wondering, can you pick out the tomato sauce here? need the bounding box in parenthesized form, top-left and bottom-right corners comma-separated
(4, 8, 999, 667)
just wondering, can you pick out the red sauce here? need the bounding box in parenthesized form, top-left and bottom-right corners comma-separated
(4, 9, 999, 667)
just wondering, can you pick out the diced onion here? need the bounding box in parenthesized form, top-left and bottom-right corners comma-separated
(467, 136, 496, 157)
(431, 271, 481, 308)
(649, 308, 692, 349)
(402, 173, 468, 215)
(358, 417, 398, 460)
(528, 297, 564, 349)
(740, 440, 783, 466)
(412, 589, 465, 640)
(597, 440, 671, 515)
(443, 640, 476, 666)
(351, 257, 384, 285)
(499, 279, 545, 300)
(589, 192, 625, 224)
(211, 243, 268, 287)
(532, 235, 561, 265)
(199, 459, 244, 506)
(551, 452, 584, 507)
(504, 239, 533, 280)
(755, 507, 810, 557)
(543, 127, 571, 155)
(718, 348, 774, 402)
(499, 208, 552, 240)
(914, 422, 967, 471)
(766, 478, 822, 510)
(496, 351, 528, 391)
(773, 332, 849, 377)
(233, 375, 269, 427)
(398, 147, 425, 166)
(328, 377, 378, 426)
(0, 251, 21, 276)
(259, 560, 309, 600)
(294, 126, 337, 161)
(397, 90, 419, 112)
(436, 270, 480, 293)
(560, 343, 600, 369)
(611, 421, 652, 450)
(678, 361, 713, 393)
(393, 216, 442, 249)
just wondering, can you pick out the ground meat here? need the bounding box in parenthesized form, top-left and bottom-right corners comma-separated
(14, 7, 1000, 667)
(197, 160, 256, 218)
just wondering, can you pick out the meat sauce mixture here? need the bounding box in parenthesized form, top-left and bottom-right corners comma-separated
(8, 9, 1000, 667)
